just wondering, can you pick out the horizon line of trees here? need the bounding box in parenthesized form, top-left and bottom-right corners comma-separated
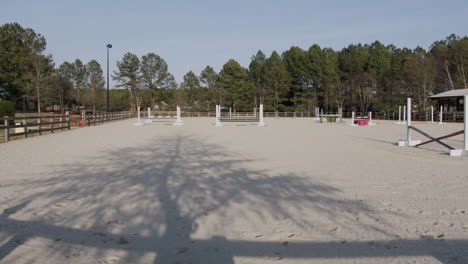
(1, 22, 467, 115)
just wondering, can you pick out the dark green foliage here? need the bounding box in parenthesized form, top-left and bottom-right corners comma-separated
(219, 59, 253, 112)
(0, 101, 15, 118)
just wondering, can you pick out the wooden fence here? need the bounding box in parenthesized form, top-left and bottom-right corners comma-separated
(1, 112, 135, 143)
(1, 115, 71, 142)
(84, 112, 135, 126)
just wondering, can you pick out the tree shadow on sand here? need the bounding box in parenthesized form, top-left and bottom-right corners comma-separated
(0, 135, 466, 263)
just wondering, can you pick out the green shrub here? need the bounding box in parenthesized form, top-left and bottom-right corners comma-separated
(0, 101, 15, 124)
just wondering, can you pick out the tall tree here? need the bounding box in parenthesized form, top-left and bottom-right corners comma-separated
(320, 48, 340, 110)
(282, 47, 312, 112)
(264, 51, 290, 115)
(62, 59, 89, 109)
(87, 60, 105, 113)
(141, 53, 175, 89)
(249, 50, 267, 108)
(113, 52, 142, 108)
(49, 68, 73, 112)
(219, 59, 252, 112)
(200, 65, 221, 105)
(338, 44, 370, 111)
(180, 71, 200, 89)
(0, 23, 47, 107)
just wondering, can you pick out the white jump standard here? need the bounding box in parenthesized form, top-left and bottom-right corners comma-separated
(450, 95, 467, 156)
(398, 98, 421, 147)
(134, 106, 143, 126)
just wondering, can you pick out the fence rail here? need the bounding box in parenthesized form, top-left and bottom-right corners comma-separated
(143, 110, 464, 122)
(1, 111, 135, 143)
(84, 112, 135, 126)
(1, 114, 71, 142)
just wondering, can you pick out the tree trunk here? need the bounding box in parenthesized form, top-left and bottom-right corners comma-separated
(445, 59, 455, 89)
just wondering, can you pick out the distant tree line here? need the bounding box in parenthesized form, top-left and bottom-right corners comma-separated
(1, 22, 466, 114)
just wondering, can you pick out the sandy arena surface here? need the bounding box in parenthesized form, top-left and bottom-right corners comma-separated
(0, 118, 467, 264)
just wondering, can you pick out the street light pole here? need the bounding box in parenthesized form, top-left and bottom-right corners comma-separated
(106, 44, 112, 112)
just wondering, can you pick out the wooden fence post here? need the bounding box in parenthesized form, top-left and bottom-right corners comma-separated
(68, 113, 71, 130)
(50, 116, 54, 133)
(4, 117, 9, 142)
(24, 119, 28, 138)
(38, 116, 42, 136)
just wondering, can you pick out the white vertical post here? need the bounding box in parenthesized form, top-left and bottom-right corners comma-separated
(229, 107, 232, 118)
(258, 104, 265, 127)
(351, 111, 356, 126)
(369, 111, 374, 125)
(138, 106, 141, 124)
(450, 95, 468, 156)
(439, 105, 443, 125)
(148, 107, 151, 118)
(397, 106, 401, 124)
(465, 95, 467, 151)
(215, 105, 222, 127)
(407, 99, 411, 143)
(399, 98, 421, 146)
(174, 106, 183, 125)
(403, 105, 406, 124)
(431, 106, 434, 123)
(135, 106, 142, 126)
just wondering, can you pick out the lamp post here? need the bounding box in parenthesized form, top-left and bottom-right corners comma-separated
(106, 44, 112, 112)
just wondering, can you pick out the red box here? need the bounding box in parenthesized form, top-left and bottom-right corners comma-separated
(354, 119, 369, 126)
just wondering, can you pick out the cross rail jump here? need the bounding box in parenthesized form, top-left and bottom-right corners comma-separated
(398, 97, 467, 157)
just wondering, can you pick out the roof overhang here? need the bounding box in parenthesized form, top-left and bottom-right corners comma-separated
(430, 88, 468, 98)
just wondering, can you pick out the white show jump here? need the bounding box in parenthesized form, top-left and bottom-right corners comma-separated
(215, 104, 265, 127)
(350, 111, 375, 126)
(397, 104, 438, 125)
(318, 108, 343, 123)
(136, 106, 183, 126)
(398, 97, 467, 156)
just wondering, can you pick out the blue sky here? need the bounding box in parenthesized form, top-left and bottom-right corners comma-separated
(2, 0, 467, 85)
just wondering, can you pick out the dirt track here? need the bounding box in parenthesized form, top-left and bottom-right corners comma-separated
(1, 118, 467, 264)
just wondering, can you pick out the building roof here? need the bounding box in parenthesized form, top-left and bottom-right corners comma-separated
(430, 88, 468, 98)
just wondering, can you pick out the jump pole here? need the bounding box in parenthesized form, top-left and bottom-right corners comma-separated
(229, 107, 232, 118)
(215, 105, 222, 127)
(369, 111, 376, 125)
(258, 104, 265, 127)
(350, 111, 357, 126)
(135, 106, 143, 126)
(450, 95, 467, 156)
(403, 105, 406, 124)
(396, 106, 402, 124)
(398, 98, 421, 147)
(173, 106, 184, 125)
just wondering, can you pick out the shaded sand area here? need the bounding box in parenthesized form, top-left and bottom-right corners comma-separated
(0, 118, 467, 264)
